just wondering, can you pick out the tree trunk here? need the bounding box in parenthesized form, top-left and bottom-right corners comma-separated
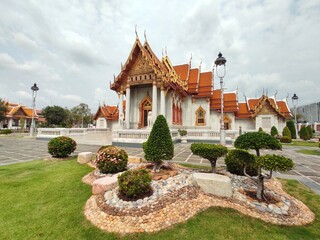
(210, 160, 217, 173)
(256, 175, 265, 200)
(152, 161, 162, 172)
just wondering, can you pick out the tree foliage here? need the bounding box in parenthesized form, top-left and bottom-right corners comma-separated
(282, 126, 292, 139)
(70, 103, 91, 127)
(143, 115, 173, 169)
(0, 98, 8, 122)
(42, 106, 68, 127)
(286, 120, 297, 139)
(307, 125, 313, 138)
(225, 149, 258, 176)
(270, 126, 278, 137)
(234, 132, 281, 157)
(191, 143, 228, 173)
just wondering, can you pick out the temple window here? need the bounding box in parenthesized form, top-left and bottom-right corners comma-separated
(196, 106, 206, 126)
(261, 117, 271, 129)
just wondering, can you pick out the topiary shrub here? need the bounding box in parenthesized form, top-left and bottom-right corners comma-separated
(98, 145, 112, 152)
(270, 126, 278, 137)
(286, 120, 297, 139)
(118, 169, 152, 200)
(191, 143, 228, 173)
(48, 136, 77, 158)
(178, 129, 187, 136)
(282, 126, 291, 139)
(258, 127, 264, 132)
(280, 136, 292, 143)
(95, 146, 128, 174)
(143, 115, 173, 171)
(307, 125, 313, 138)
(299, 126, 310, 140)
(224, 149, 258, 176)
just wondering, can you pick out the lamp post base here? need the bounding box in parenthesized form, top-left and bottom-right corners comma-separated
(220, 129, 226, 145)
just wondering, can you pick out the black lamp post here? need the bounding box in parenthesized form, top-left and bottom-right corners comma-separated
(30, 83, 39, 136)
(292, 93, 299, 139)
(215, 52, 227, 145)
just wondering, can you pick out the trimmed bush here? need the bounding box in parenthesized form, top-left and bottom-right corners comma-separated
(178, 129, 187, 136)
(280, 136, 292, 143)
(307, 125, 313, 138)
(270, 126, 278, 137)
(95, 146, 128, 174)
(225, 149, 258, 176)
(118, 169, 152, 200)
(286, 120, 297, 139)
(48, 136, 77, 158)
(299, 126, 310, 140)
(143, 115, 174, 168)
(282, 126, 291, 139)
(191, 143, 228, 173)
(98, 145, 112, 152)
(257, 154, 294, 173)
(258, 127, 264, 132)
(0, 129, 12, 135)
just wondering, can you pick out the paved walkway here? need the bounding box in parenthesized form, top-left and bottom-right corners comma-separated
(0, 134, 319, 195)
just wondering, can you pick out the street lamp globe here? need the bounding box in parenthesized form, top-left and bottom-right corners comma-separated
(215, 52, 227, 145)
(30, 83, 39, 136)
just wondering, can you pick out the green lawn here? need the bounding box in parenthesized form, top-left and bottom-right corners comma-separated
(296, 149, 320, 156)
(283, 140, 319, 147)
(1, 159, 320, 240)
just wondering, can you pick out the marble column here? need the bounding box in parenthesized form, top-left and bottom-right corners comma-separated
(118, 91, 124, 128)
(125, 85, 130, 129)
(206, 98, 210, 127)
(160, 86, 165, 116)
(8, 118, 13, 129)
(152, 81, 157, 122)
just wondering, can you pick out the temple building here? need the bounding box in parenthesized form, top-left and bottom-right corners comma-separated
(0, 102, 45, 129)
(95, 35, 292, 135)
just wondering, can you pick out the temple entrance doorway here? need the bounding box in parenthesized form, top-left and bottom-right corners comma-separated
(139, 94, 152, 128)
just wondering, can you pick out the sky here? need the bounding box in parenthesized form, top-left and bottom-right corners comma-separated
(0, 0, 319, 113)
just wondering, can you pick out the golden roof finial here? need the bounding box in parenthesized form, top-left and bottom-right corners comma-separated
(144, 30, 147, 42)
(165, 46, 167, 56)
(189, 53, 192, 66)
(162, 48, 164, 57)
(135, 24, 138, 39)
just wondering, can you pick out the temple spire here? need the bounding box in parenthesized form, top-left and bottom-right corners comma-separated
(189, 53, 192, 68)
(135, 25, 138, 39)
(144, 30, 147, 43)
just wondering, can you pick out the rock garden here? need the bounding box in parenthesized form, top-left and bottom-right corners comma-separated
(76, 115, 315, 234)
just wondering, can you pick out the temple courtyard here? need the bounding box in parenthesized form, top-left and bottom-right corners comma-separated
(0, 134, 319, 195)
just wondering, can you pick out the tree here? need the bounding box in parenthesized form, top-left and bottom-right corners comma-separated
(307, 125, 313, 138)
(234, 132, 286, 200)
(191, 143, 228, 173)
(143, 115, 173, 171)
(42, 106, 68, 127)
(270, 126, 278, 137)
(286, 120, 296, 139)
(282, 126, 291, 139)
(0, 98, 8, 122)
(70, 103, 91, 127)
(299, 126, 310, 140)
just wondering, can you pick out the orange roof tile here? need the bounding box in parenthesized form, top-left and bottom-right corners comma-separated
(187, 68, 199, 93)
(196, 72, 212, 98)
(210, 90, 238, 112)
(277, 100, 291, 118)
(235, 102, 251, 118)
(173, 64, 189, 81)
(247, 98, 260, 111)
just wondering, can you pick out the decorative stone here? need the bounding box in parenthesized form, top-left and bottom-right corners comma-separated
(192, 173, 232, 198)
(77, 152, 93, 164)
(128, 156, 143, 164)
(92, 174, 119, 194)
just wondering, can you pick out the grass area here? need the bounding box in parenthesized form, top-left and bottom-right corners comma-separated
(1, 159, 320, 239)
(283, 140, 319, 147)
(296, 149, 320, 156)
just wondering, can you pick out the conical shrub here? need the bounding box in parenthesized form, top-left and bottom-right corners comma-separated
(270, 126, 278, 137)
(286, 120, 297, 139)
(299, 126, 310, 140)
(282, 126, 292, 139)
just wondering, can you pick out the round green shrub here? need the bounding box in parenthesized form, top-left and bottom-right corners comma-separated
(48, 136, 77, 158)
(95, 146, 128, 174)
(224, 149, 258, 176)
(258, 127, 264, 132)
(282, 126, 291, 139)
(270, 126, 278, 137)
(299, 126, 310, 140)
(280, 136, 292, 143)
(118, 169, 152, 200)
(178, 129, 187, 136)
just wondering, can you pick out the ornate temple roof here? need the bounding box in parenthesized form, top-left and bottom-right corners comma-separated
(5, 102, 39, 119)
